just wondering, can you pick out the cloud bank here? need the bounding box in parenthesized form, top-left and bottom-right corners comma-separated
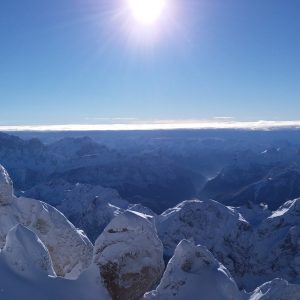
(1, 120, 300, 131)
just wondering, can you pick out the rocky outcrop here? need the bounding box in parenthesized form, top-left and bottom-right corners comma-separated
(2, 224, 55, 278)
(247, 199, 300, 289)
(0, 165, 13, 205)
(157, 199, 300, 291)
(144, 240, 242, 300)
(244, 279, 300, 300)
(94, 210, 164, 300)
(0, 164, 93, 279)
(24, 179, 129, 242)
(157, 200, 252, 281)
(0, 224, 110, 300)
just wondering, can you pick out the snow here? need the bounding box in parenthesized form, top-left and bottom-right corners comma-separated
(23, 179, 129, 242)
(157, 199, 251, 262)
(2, 224, 55, 278)
(244, 279, 300, 300)
(144, 240, 242, 300)
(1, 162, 300, 299)
(0, 225, 110, 300)
(0, 165, 13, 205)
(0, 165, 93, 279)
(268, 198, 300, 219)
(94, 210, 164, 300)
(157, 198, 300, 291)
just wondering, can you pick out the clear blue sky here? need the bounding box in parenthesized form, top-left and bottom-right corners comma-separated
(0, 0, 300, 125)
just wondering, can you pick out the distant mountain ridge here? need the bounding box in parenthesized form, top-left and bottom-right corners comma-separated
(1, 164, 300, 299)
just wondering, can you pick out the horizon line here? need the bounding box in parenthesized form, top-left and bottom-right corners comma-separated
(1, 120, 300, 131)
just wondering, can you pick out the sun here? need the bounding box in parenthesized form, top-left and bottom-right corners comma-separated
(128, 0, 167, 25)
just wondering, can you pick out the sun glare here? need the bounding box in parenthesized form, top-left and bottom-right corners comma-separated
(128, 0, 167, 25)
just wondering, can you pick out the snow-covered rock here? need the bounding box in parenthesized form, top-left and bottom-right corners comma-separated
(244, 279, 300, 300)
(128, 203, 157, 217)
(94, 210, 165, 300)
(157, 198, 300, 291)
(0, 164, 93, 279)
(2, 224, 55, 278)
(157, 200, 251, 278)
(0, 164, 13, 205)
(24, 179, 129, 242)
(236, 204, 271, 227)
(0, 225, 110, 300)
(246, 199, 300, 289)
(144, 240, 242, 300)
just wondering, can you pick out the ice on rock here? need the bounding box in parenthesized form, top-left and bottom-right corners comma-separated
(94, 210, 165, 300)
(144, 239, 242, 300)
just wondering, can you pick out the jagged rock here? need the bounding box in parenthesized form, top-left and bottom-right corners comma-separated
(0, 164, 93, 279)
(144, 240, 242, 300)
(24, 179, 129, 242)
(157, 199, 300, 291)
(246, 199, 300, 290)
(94, 210, 164, 300)
(157, 200, 252, 280)
(0, 165, 13, 205)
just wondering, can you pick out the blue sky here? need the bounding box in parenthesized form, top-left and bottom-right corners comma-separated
(0, 0, 300, 125)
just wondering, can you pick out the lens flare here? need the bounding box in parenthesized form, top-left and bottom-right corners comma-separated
(128, 0, 167, 25)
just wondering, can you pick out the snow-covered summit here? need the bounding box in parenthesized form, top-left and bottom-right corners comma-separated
(157, 198, 300, 291)
(145, 239, 242, 300)
(157, 199, 251, 267)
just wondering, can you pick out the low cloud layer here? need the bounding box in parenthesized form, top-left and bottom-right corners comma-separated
(1, 120, 300, 131)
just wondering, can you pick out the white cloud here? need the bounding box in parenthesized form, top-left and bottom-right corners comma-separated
(84, 117, 137, 122)
(213, 116, 234, 120)
(1, 120, 300, 131)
